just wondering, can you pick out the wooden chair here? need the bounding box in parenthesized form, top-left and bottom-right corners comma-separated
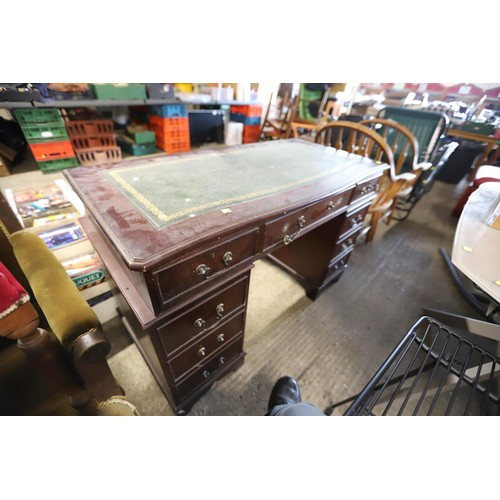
(259, 93, 298, 141)
(291, 99, 341, 140)
(360, 118, 433, 219)
(314, 121, 416, 242)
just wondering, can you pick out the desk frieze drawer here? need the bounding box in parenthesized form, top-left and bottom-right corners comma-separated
(263, 188, 353, 252)
(155, 273, 250, 356)
(152, 228, 258, 310)
(351, 176, 380, 204)
(174, 335, 244, 401)
(168, 312, 244, 381)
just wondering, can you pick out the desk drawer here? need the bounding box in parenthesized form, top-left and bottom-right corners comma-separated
(331, 227, 361, 262)
(153, 228, 258, 309)
(338, 202, 371, 239)
(263, 188, 353, 252)
(174, 335, 244, 400)
(156, 273, 250, 355)
(168, 312, 244, 381)
(326, 251, 352, 280)
(351, 176, 380, 204)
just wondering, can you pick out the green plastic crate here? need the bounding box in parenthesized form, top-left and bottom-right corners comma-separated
(13, 108, 64, 125)
(90, 83, 147, 100)
(21, 123, 69, 143)
(118, 139, 157, 156)
(37, 157, 79, 173)
(125, 127, 156, 144)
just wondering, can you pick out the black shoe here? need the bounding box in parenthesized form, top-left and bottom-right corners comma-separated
(268, 376, 301, 411)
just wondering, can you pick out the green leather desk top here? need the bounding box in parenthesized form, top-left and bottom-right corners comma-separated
(103, 140, 372, 228)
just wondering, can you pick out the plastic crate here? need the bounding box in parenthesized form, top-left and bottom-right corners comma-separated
(242, 125, 261, 143)
(149, 104, 188, 118)
(37, 157, 79, 173)
(66, 120, 115, 137)
(230, 105, 262, 117)
(118, 139, 157, 156)
(89, 83, 147, 100)
(29, 140, 75, 162)
(125, 126, 156, 144)
(155, 140, 190, 154)
(70, 135, 117, 151)
(21, 123, 70, 143)
(76, 147, 122, 166)
(229, 113, 261, 125)
(153, 126, 190, 142)
(13, 108, 63, 125)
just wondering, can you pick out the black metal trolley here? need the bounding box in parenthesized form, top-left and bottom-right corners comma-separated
(344, 316, 500, 416)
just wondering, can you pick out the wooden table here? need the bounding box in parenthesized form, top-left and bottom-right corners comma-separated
(447, 128, 500, 181)
(64, 139, 388, 414)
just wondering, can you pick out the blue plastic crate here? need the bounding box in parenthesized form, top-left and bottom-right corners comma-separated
(229, 113, 261, 125)
(149, 104, 188, 118)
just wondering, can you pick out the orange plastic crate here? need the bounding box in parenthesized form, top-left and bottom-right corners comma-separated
(156, 140, 190, 154)
(148, 115, 189, 131)
(243, 125, 261, 143)
(29, 140, 75, 161)
(153, 127, 190, 143)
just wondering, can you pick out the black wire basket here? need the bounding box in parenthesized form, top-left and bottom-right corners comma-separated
(345, 316, 500, 416)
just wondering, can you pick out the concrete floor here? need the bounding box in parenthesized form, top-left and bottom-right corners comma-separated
(0, 151, 486, 416)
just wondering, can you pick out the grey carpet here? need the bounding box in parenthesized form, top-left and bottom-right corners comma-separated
(108, 179, 482, 416)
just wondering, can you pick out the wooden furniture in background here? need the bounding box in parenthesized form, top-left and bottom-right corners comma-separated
(315, 121, 416, 242)
(65, 140, 389, 414)
(447, 128, 500, 181)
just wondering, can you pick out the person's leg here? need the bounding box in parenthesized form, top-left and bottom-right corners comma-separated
(266, 375, 326, 416)
(267, 401, 326, 416)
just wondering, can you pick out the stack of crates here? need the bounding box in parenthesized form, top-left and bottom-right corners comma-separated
(13, 108, 78, 173)
(117, 125, 157, 157)
(148, 103, 190, 154)
(229, 105, 262, 143)
(65, 119, 122, 166)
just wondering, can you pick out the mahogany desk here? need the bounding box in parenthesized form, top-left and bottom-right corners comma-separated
(64, 139, 388, 414)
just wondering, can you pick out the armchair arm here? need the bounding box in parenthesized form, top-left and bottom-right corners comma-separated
(9, 230, 139, 415)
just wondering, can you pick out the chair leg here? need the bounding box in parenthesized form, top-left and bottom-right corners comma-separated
(365, 212, 382, 243)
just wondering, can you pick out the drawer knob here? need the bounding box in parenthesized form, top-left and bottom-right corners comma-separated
(217, 333, 225, 343)
(284, 215, 306, 245)
(216, 303, 225, 317)
(327, 200, 336, 210)
(194, 318, 206, 329)
(198, 346, 206, 357)
(222, 251, 233, 266)
(195, 264, 211, 278)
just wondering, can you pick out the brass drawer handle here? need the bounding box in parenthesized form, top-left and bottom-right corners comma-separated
(360, 184, 375, 195)
(197, 346, 206, 357)
(327, 200, 337, 210)
(217, 333, 225, 343)
(283, 215, 306, 245)
(350, 214, 364, 227)
(203, 370, 210, 379)
(193, 303, 225, 331)
(218, 356, 225, 366)
(341, 238, 354, 251)
(222, 251, 233, 266)
(195, 264, 211, 278)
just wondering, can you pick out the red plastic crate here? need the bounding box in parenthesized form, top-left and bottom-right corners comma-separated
(230, 105, 262, 117)
(242, 125, 261, 143)
(76, 147, 122, 166)
(29, 140, 75, 161)
(66, 120, 115, 137)
(70, 135, 117, 151)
